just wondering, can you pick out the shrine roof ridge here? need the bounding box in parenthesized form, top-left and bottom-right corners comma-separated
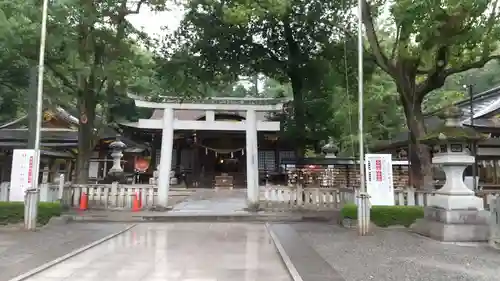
(128, 93, 291, 106)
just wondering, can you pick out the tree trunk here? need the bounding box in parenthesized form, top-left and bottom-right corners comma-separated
(105, 82, 116, 124)
(290, 70, 306, 158)
(75, 90, 96, 184)
(283, 18, 306, 158)
(399, 91, 433, 190)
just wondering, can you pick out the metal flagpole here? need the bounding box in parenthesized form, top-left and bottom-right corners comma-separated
(356, 0, 370, 235)
(25, 0, 50, 230)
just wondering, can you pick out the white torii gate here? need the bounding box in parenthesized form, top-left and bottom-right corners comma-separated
(131, 95, 286, 207)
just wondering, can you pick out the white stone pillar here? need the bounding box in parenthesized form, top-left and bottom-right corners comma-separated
(246, 109, 259, 205)
(158, 108, 174, 207)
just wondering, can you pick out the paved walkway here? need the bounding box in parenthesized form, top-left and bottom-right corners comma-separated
(0, 223, 131, 281)
(171, 190, 249, 214)
(24, 223, 291, 281)
(293, 223, 500, 281)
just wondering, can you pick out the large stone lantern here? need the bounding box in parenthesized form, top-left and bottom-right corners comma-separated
(412, 106, 489, 241)
(108, 137, 127, 178)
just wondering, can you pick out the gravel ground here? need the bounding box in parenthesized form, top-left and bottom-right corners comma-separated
(0, 223, 132, 280)
(293, 223, 500, 281)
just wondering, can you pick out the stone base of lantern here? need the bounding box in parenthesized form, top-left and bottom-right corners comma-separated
(412, 206, 490, 242)
(428, 193, 484, 210)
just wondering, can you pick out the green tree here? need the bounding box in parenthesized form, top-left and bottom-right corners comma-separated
(1, 0, 167, 183)
(167, 0, 366, 156)
(361, 0, 500, 189)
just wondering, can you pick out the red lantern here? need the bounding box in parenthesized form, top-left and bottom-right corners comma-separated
(135, 157, 150, 172)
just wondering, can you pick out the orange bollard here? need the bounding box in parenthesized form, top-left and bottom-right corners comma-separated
(132, 192, 141, 212)
(79, 192, 88, 211)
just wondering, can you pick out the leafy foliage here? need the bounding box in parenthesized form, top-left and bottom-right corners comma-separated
(0, 0, 168, 183)
(361, 0, 500, 188)
(163, 0, 370, 155)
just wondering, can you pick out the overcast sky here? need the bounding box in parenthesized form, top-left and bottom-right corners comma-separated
(126, 4, 184, 39)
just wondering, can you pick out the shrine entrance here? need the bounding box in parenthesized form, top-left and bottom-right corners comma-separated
(129, 95, 285, 207)
(215, 155, 243, 174)
(195, 131, 247, 189)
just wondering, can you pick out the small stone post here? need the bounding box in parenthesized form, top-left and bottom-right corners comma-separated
(489, 196, 500, 249)
(39, 166, 50, 202)
(24, 189, 39, 230)
(58, 174, 65, 200)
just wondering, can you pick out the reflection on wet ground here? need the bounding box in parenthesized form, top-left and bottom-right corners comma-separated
(24, 223, 291, 281)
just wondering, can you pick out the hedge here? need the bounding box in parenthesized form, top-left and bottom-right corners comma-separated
(0, 202, 62, 226)
(341, 204, 424, 227)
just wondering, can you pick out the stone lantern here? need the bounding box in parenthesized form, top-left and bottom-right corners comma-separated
(322, 138, 339, 159)
(412, 106, 489, 242)
(108, 136, 127, 177)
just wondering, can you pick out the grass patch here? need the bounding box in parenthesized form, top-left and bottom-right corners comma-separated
(341, 204, 424, 227)
(0, 202, 62, 225)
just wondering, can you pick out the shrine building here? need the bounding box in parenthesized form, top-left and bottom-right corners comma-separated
(118, 95, 291, 206)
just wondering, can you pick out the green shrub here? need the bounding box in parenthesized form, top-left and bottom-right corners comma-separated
(0, 202, 62, 225)
(341, 204, 424, 227)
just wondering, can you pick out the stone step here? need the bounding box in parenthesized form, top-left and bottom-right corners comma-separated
(67, 211, 341, 223)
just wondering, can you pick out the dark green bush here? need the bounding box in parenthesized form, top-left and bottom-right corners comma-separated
(0, 202, 62, 225)
(341, 204, 424, 227)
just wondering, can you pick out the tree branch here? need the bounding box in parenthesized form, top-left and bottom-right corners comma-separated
(127, 0, 147, 14)
(335, 25, 377, 65)
(390, 25, 401, 60)
(361, 0, 391, 73)
(445, 54, 500, 77)
(249, 41, 286, 69)
(45, 61, 78, 92)
(415, 46, 449, 102)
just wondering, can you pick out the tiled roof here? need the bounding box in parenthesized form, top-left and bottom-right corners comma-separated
(0, 129, 78, 141)
(372, 85, 500, 151)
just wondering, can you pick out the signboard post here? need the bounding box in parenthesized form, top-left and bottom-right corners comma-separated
(9, 149, 36, 202)
(365, 154, 395, 206)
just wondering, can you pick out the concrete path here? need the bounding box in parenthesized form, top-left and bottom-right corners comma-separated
(23, 223, 291, 281)
(0, 223, 131, 281)
(171, 189, 249, 214)
(293, 223, 500, 281)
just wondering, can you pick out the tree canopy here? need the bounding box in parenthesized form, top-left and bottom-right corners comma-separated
(2, 0, 500, 187)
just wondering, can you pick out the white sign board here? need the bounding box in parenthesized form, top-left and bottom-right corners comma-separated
(365, 154, 394, 206)
(9, 149, 36, 202)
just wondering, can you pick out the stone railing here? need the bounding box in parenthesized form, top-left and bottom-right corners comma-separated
(393, 187, 432, 207)
(259, 185, 355, 210)
(476, 190, 500, 210)
(260, 185, 500, 211)
(73, 184, 158, 210)
(0, 174, 70, 203)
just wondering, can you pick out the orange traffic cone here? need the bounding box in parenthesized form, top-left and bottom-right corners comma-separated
(79, 192, 88, 211)
(132, 192, 141, 212)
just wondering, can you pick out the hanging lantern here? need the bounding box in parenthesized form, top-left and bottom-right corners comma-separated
(231, 152, 233, 158)
(205, 147, 208, 155)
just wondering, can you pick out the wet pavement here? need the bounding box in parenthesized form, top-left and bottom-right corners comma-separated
(23, 223, 291, 281)
(0, 223, 131, 281)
